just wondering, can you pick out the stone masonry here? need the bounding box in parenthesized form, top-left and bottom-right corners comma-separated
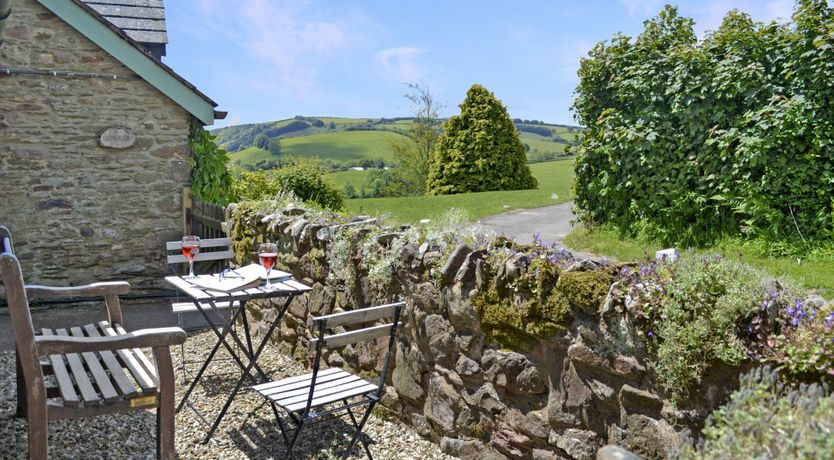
(0, 0, 193, 290)
(228, 204, 748, 460)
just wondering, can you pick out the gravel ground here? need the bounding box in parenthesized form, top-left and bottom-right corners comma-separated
(0, 331, 454, 459)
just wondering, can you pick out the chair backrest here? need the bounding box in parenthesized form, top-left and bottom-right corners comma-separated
(306, 301, 405, 405)
(0, 228, 44, 394)
(165, 237, 233, 273)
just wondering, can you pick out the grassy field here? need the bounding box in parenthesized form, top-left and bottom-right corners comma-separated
(282, 131, 403, 162)
(329, 169, 370, 190)
(564, 225, 834, 296)
(343, 159, 574, 223)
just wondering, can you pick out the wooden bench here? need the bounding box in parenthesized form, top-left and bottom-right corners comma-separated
(1, 226, 186, 459)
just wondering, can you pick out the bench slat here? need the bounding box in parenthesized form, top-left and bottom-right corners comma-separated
(69, 326, 119, 403)
(165, 238, 231, 251)
(98, 322, 156, 393)
(83, 323, 140, 398)
(114, 325, 158, 383)
(171, 300, 237, 314)
(267, 373, 364, 402)
(41, 329, 80, 407)
(55, 329, 100, 405)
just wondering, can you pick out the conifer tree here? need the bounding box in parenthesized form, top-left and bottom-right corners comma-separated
(427, 84, 537, 194)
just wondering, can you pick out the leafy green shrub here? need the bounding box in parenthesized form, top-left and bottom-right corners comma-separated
(427, 84, 537, 195)
(673, 366, 834, 459)
(772, 299, 834, 379)
(189, 120, 232, 205)
(572, 3, 834, 249)
(619, 254, 804, 401)
(230, 159, 344, 210)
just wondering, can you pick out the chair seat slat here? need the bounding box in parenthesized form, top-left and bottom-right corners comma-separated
(255, 368, 351, 397)
(40, 329, 81, 407)
(268, 374, 364, 402)
(55, 329, 101, 405)
(82, 323, 140, 398)
(283, 383, 378, 413)
(252, 367, 342, 393)
(171, 300, 238, 314)
(69, 327, 119, 403)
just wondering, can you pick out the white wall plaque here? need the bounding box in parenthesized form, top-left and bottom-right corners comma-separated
(99, 127, 136, 149)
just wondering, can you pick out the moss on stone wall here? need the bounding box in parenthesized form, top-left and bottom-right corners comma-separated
(556, 270, 613, 315)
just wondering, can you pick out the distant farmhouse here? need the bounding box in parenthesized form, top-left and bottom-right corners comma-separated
(0, 0, 224, 291)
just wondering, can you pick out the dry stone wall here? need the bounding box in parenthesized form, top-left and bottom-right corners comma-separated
(229, 204, 745, 460)
(0, 0, 193, 289)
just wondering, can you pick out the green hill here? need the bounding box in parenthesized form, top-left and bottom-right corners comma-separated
(212, 116, 581, 170)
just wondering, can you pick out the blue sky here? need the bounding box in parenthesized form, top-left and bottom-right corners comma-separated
(165, 0, 796, 128)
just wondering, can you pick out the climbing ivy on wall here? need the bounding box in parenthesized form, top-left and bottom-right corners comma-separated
(572, 2, 834, 248)
(188, 119, 233, 205)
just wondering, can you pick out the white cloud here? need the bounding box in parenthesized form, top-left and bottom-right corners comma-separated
(374, 47, 428, 84)
(179, 0, 362, 99)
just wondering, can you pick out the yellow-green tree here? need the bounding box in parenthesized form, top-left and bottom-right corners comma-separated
(427, 84, 537, 195)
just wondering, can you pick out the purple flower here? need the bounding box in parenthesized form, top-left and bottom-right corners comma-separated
(825, 312, 834, 328)
(601, 257, 609, 266)
(646, 331, 654, 338)
(792, 317, 800, 327)
(640, 265, 649, 276)
(621, 267, 630, 276)
(769, 290, 778, 299)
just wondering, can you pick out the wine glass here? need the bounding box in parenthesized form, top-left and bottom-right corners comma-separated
(258, 243, 278, 291)
(182, 235, 200, 279)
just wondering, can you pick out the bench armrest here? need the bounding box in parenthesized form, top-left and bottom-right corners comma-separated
(25, 281, 131, 299)
(26, 281, 131, 325)
(35, 327, 187, 355)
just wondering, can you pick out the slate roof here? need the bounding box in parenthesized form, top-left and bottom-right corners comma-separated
(79, 0, 167, 57)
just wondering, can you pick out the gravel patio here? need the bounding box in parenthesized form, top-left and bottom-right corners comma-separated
(0, 330, 453, 459)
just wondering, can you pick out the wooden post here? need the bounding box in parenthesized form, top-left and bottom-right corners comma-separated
(182, 187, 193, 236)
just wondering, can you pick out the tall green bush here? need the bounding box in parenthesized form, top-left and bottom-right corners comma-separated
(189, 120, 233, 205)
(427, 84, 537, 195)
(572, 2, 834, 248)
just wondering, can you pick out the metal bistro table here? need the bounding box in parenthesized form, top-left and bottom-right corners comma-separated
(165, 272, 311, 443)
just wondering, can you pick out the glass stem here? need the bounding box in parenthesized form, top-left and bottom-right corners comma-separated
(265, 268, 272, 289)
(188, 260, 195, 278)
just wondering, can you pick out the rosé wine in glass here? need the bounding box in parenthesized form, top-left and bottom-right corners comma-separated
(258, 243, 278, 291)
(182, 235, 200, 279)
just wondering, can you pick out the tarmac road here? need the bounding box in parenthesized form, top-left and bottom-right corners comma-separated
(479, 201, 577, 246)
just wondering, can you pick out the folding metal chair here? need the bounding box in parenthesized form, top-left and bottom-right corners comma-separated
(165, 237, 238, 379)
(252, 301, 405, 459)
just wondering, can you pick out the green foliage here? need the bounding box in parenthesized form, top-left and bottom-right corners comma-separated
(388, 83, 443, 195)
(188, 120, 232, 205)
(267, 138, 281, 155)
(572, 3, 834, 248)
(673, 366, 834, 459)
(230, 159, 344, 210)
(427, 84, 538, 195)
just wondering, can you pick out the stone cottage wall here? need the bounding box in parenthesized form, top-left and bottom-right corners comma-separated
(229, 204, 744, 460)
(0, 0, 193, 290)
